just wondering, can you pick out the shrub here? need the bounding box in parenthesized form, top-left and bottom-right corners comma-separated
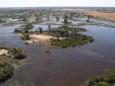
(50, 35, 94, 48)
(0, 62, 14, 82)
(21, 34, 30, 40)
(87, 71, 115, 86)
(9, 48, 26, 60)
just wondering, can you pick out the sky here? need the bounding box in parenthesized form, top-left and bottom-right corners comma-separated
(0, 0, 115, 7)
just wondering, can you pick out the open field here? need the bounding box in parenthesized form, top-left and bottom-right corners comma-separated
(85, 11, 115, 22)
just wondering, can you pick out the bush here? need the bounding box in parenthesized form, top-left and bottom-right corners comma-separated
(50, 35, 94, 48)
(9, 48, 26, 60)
(21, 34, 30, 40)
(87, 71, 115, 86)
(0, 62, 14, 82)
(14, 29, 22, 33)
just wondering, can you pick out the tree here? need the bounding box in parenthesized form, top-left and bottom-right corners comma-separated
(21, 34, 30, 40)
(77, 13, 80, 18)
(64, 15, 68, 24)
(0, 62, 14, 82)
(9, 48, 26, 60)
(69, 12, 76, 20)
(39, 27, 43, 34)
(48, 24, 51, 32)
(47, 15, 50, 20)
(56, 16, 59, 21)
(24, 23, 33, 33)
(87, 15, 91, 22)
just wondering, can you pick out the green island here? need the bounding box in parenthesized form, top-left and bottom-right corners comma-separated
(0, 47, 27, 82)
(50, 35, 93, 48)
(15, 22, 94, 48)
(48, 25, 94, 48)
(87, 71, 115, 86)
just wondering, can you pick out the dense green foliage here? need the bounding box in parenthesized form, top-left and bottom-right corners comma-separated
(48, 25, 86, 37)
(87, 71, 115, 86)
(39, 27, 43, 34)
(21, 34, 30, 40)
(14, 23, 34, 33)
(0, 62, 14, 82)
(64, 15, 69, 24)
(8, 48, 26, 60)
(0, 47, 27, 82)
(14, 29, 22, 33)
(50, 35, 93, 48)
(48, 25, 93, 48)
(23, 23, 33, 33)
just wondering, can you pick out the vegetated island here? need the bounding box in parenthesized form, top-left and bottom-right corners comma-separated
(15, 15, 94, 48)
(0, 47, 27, 82)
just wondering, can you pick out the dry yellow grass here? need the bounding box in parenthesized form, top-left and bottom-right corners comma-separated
(85, 11, 115, 21)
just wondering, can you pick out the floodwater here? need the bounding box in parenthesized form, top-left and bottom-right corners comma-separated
(0, 18, 115, 86)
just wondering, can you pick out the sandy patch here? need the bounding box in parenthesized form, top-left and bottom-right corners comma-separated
(30, 34, 56, 41)
(27, 34, 63, 44)
(0, 49, 8, 55)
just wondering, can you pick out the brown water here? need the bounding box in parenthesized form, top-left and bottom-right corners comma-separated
(0, 19, 115, 86)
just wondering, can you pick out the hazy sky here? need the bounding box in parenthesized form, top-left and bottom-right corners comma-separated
(0, 0, 115, 7)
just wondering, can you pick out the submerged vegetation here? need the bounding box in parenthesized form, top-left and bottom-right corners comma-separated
(87, 71, 115, 86)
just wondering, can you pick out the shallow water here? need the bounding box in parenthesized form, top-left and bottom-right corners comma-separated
(0, 18, 115, 86)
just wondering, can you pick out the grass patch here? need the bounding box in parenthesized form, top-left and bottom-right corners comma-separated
(48, 25, 94, 48)
(87, 71, 115, 86)
(50, 35, 94, 48)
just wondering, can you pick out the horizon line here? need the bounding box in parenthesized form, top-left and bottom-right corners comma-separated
(0, 6, 115, 8)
